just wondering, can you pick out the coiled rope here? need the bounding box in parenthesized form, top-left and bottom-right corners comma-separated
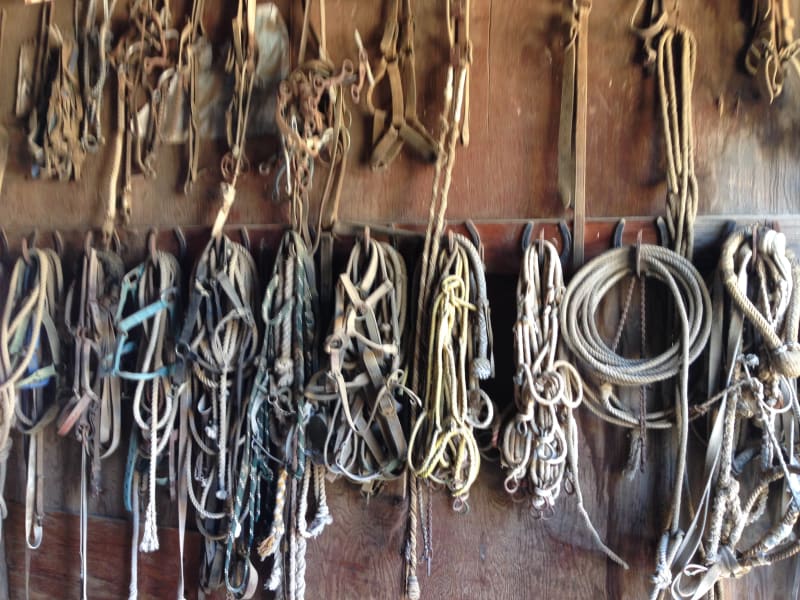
(560, 244, 711, 598)
(746, 0, 800, 102)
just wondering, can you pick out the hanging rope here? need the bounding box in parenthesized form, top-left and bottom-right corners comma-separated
(746, 0, 800, 102)
(671, 226, 800, 598)
(177, 235, 259, 594)
(502, 237, 628, 568)
(251, 231, 328, 600)
(632, 1, 698, 260)
(560, 244, 711, 598)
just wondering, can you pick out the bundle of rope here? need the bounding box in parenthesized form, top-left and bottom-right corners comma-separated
(746, 0, 800, 102)
(358, 0, 439, 169)
(306, 233, 417, 494)
(212, 0, 258, 239)
(75, 0, 116, 153)
(632, 1, 698, 260)
(110, 233, 181, 598)
(404, 3, 472, 597)
(671, 226, 800, 599)
(501, 237, 627, 568)
(57, 234, 125, 600)
(26, 20, 87, 181)
(559, 243, 711, 599)
(0, 238, 63, 551)
(274, 0, 354, 248)
(251, 231, 330, 600)
(177, 234, 259, 594)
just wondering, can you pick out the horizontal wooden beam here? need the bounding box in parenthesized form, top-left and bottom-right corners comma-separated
(0, 215, 790, 275)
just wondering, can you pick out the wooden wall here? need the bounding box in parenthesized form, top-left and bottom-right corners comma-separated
(0, 0, 799, 598)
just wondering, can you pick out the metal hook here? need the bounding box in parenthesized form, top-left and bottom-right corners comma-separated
(465, 220, 483, 262)
(363, 225, 371, 252)
(22, 236, 32, 265)
(613, 218, 626, 248)
(240, 227, 251, 254)
(521, 221, 534, 253)
(84, 230, 95, 256)
(53, 230, 64, 256)
(655, 216, 669, 248)
(147, 228, 159, 263)
(558, 220, 572, 266)
(173, 227, 187, 262)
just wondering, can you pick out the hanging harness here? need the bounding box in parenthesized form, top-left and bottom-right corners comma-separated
(0, 241, 63, 550)
(361, 0, 439, 169)
(57, 235, 125, 600)
(177, 234, 259, 594)
(670, 227, 800, 599)
(307, 234, 418, 494)
(111, 234, 182, 597)
(746, 0, 800, 102)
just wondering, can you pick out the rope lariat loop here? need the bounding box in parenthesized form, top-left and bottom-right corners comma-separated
(560, 243, 711, 596)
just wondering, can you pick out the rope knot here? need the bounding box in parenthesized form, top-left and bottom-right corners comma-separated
(770, 342, 800, 378)
(471, 357, 492, 380)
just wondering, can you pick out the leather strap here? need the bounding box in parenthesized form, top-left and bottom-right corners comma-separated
(558, 1, 591, 270)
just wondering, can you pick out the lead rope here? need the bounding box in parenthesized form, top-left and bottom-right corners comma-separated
(57, 235, 125, 600)
(306, 234, 418, 494)
(405, 3, 471, 597)
(178, 235, 259, 595)
(0, 243, 62, 549)
(501, 237, 628, 568)
(111, 236, 181, 595)
(559, 244, 711, 599)
(671, 227, 800, 599)
(746, 0, 800, 102)
(632, 0, 698, 260)
(252, 231, 323, 600)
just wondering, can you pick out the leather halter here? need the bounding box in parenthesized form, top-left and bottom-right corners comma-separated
(57, 234, 125, 600)
(307, 235, 418, 494)
(178, 234, 259, 595)
(0, 242, 63, 553)
(362, 0, 439, 169)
